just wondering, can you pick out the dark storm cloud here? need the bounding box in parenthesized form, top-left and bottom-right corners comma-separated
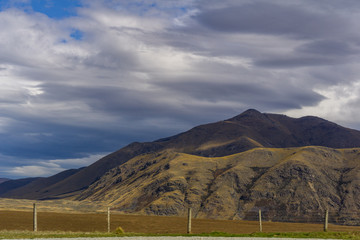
(255, 56, 344, 68)
(254, 40, 360, 68)
(158, 81, 324, 110)
(38, 83, 184, 121)
(195, 2, 347, 39)
(0, 112, 171, 160)
(296, 40, 359, 56)
(35, 82, 241, 127)
(0, 120, 110, 159)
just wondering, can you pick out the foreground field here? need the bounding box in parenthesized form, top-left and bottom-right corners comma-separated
(1, 231, 360, 240)
(1, 210, 360, 234)
(1, 198, 360, 235)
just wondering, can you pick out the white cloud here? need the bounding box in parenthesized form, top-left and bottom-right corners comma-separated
(0, 153, 106, 178)
(49, 153, 107, 167)
(7, 165, 65, 177)
(285, 81, 360, 128)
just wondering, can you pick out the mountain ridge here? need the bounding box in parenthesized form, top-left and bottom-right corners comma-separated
(2, 108, 360, 222)
(75, 146, 360, 224)
(0, 178, 10, 184)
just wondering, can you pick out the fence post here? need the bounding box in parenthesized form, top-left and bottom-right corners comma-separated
(107, 207, 111, 233)
(187, 208, 192, 234)
(259, 209, 262, 232)
(33, 203, 37, 232)
(324, 209, 329, 232)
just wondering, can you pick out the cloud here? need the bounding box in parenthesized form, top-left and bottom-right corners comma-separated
(1, 0, 360, 178)
(0, 153, 106, 178)
(296, 40, 359, 56)
(285, 81, 360, 130)
(254, 40, 360, 68)
(7, 165, 63, 178)
(48, 154, 106, 168)
(157, 81, 324, 111)
(254, 56, 344, 68)
(195, 2, 348, 39)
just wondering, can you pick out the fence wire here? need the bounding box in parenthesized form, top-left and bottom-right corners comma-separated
(2, 204, 360, 233)
(243, 209, 360, 226)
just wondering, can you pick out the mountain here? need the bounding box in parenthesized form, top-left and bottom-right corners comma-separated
(0, 168, 84, 199)
(0, 178, 10, 184)
(75, 146, 360, 224)
(2, 109, 360, 223)
(0, 177, 40, 196)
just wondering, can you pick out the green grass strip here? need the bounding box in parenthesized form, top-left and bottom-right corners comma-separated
(1, 230, 360, 239)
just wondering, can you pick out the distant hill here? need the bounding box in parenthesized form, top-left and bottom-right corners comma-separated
(2, 109, 360, 223)
(0, 178, 10, 184)
(0, 177, 41, 196)
(0, 168, 84, 199)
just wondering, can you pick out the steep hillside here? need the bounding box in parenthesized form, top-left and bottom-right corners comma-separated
(77, 146, 360, 224)
(2, 109, 360, 201)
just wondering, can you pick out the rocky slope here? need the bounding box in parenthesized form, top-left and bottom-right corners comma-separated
(74, 146, 360, 224)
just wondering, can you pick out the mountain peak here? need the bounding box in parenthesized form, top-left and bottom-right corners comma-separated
(227, 109, 263, 121)
(242, 108, 262, 115)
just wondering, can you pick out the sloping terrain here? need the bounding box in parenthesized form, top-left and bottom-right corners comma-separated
(0, 179, 9, 184)
(76, 146, 360, 224)
(0, 168, 84, 198)
(2, 109, 360, 209)
(0, 177, 40, 196)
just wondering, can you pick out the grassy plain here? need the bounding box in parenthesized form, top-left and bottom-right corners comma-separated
(1, 210, 360, 234)
(1, 198, 360, 237)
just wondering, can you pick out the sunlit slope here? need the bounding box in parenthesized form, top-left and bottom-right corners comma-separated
(77, 146, 360, 223)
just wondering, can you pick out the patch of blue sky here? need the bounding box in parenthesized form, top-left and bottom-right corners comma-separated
(0, 0, 82, 19)
(31, 0, 82, 19)
(103, 0, 193, 17)
(0, 0, 29, 11)
(70, 29, 83, 40)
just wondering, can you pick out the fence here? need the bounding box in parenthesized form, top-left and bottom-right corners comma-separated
(1, 203, 360, 234)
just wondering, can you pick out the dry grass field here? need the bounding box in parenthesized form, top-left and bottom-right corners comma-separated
(0, 198, 106, 213)
(1, 210, 360, 234)
(1, 198, 360, 234)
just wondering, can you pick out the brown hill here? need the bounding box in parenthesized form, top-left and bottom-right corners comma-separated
(0, 178, 40, 196)
(2, 109, 360, 204)
(0, 168, 83, 198)
(76, 146, 360, 224)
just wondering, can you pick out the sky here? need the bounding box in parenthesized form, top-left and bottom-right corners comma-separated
(1, 0, 360, 179)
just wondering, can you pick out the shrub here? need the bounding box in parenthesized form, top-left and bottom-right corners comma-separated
(115, 226, 125, 234)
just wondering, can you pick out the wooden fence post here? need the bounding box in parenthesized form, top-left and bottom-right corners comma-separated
(33, 203, 37, 232)
(107, 207, 111, 233)
(187, 208, 192, 234)
(324, 209, 329, 232)
(259, 209, 262, 232)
